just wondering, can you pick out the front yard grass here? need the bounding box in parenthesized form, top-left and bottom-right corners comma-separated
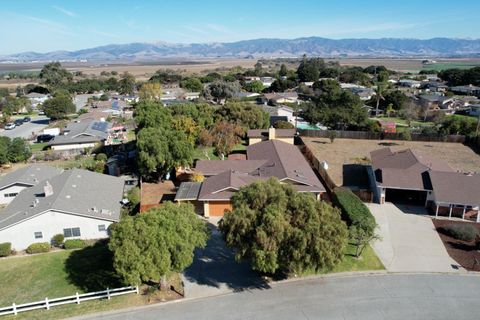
(29, 142, 47, 152)
(0, 242, 182, 319)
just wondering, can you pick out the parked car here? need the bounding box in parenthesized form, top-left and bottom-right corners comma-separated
(14, 119, 24, 126)
(23, 116, 31, 122)
(36, 134, 54, 143)
(4, 123, 15, 130)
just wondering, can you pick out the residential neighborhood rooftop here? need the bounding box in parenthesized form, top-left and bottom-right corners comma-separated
(0, 164, 63, 190)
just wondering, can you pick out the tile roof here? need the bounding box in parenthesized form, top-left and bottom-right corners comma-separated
(0, 169, 124, 230)
(0, 164, 63, 190)
(429, 171, 480, 207)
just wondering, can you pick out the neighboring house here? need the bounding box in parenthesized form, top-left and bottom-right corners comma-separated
(48, 120, 112, 151)
(398, 79, 422, 88)
(261, 105, 296, 125)
(180, 140, 326, 217)
(0, 164, 63, 205)
(264, 92, 299, 104)
(469, 104, 480, 117)
(418, 94, 454, 110)
(422, 81, 448, 93)
(450, 85, 480, 96)
(347, 87, 376, 101)
(260, 77, 275, 88)
(377, 120, 396, 133)
(248, 127, 295, 145)
(0, 168, 125, 251)
(182, 92, 200, 100)
(26, 92, 49, 108)
(368, 148, 480, 221)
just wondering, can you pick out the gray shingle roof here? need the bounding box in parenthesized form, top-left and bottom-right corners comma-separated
(0, 164, 63, 190)
(48, 120, 111, 146)
(0, 168, 124, 230)
(195, 160, 268, 176)
(429, 171, 480, 207)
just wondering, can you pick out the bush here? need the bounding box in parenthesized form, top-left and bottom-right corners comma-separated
(440, 223, 479, 242)
(0, 242, 11, 257)
(26, 242, 51, 254)
(52, 234, 64, 247)
(95, 153, 108, 162)
(64, 239, 86, 250)
(332, 187, 376, 234)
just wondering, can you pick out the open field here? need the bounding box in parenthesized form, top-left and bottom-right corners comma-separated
(0, 243, 182, 319)
(302, 137, 480, 186)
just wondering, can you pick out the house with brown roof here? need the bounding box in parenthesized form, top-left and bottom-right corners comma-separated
(176, 140, 325, 217)
(247, 127, 295, 145)
(369, 147, 480, 221)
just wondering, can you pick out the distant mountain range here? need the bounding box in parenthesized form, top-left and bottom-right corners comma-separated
(2, 37, 480, 62)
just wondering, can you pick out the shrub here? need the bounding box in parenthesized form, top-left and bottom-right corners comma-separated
(26, 242, 51, 254)
(95, 153, 108, 162)
(332, 187, 376, 234)
(0, 242, 11, 257)
(64, 239, 86, 250)
(52, 234, 64, 247)
(440, 223, 478, 242)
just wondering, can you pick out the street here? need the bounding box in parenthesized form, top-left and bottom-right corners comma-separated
(78, 274, 480, 320)
(0, 116, 50, 140)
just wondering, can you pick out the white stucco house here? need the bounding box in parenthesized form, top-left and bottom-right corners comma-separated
(0, 168, 125, 251)
(0, 164, 63, 205)
(48, 119, 112, 151)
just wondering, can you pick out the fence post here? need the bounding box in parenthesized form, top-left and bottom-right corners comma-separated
(45, 297, 49, 310)
(12, 303, 17, 316)
(76, 292, 80, 304)
(107, 287, 111, 300)
(135, 285, 139, 294)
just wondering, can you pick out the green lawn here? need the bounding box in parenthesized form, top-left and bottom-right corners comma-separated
(422, 61, 480, 72)
(371, 116, 434, 128)
(0, 242, 181, 319)
(300, 244, 384, 277)
(29, 142, 47, 152)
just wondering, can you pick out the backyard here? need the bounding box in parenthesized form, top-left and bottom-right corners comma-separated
(0, 242, 182, 319)
(302, 137, 480, 187)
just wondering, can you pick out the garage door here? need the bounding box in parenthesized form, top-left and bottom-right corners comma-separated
(385, 188, 427, 206)
(209, 201, 233, 216)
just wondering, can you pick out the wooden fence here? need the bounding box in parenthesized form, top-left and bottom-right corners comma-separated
(299, 129, 466, 143)
(0, 286, 139, 317)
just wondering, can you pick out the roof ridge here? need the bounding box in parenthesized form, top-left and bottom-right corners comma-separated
(269, 140, 288, 179)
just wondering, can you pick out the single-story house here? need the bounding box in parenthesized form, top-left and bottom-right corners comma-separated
(180, 139, 326, 217)
(261, 105, 296, 126)
(182, 92, 200, 100)
(450, 85, 480, 96)
(422, 81, 449, 93)
(368, 147, 479, 221)
(260, 77, 275, 88)
(0, 168, 125, 251)
(248, 127, 296, 145)
(418, 94, 454, 110)
(347, 87, 376, 101)
(470, 104, 480, 117)
(264, 92, 298, 105)
(0, 164, 63, 205)
(398, 79, 422, 88)
(48, 119, 112, 151)
(26, 92, 49, 108)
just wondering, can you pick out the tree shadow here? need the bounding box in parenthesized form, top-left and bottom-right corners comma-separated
(64, 240, 123, 292)
(183, 223, 270, 292)
(378, 142, 400, 146)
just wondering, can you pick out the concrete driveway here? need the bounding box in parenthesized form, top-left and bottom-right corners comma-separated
(366, 202, 462, 273)
(0, 116, 49, 140)
(182, 220, 268, 299)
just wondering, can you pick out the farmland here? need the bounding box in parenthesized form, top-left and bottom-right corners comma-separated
(302, 137, 480, 187)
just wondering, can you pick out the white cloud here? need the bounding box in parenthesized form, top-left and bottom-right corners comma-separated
(206, 23, 230, 33)
(52, 5, 77, 17)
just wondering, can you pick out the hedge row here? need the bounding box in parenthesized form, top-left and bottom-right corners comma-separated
(64, 239, 86, 250)
(26, 242, 51, 254)
(0, 242, 11, 257)
(332, 187, 376, 233)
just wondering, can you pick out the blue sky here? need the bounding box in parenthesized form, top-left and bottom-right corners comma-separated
(1, 0, 479, 54)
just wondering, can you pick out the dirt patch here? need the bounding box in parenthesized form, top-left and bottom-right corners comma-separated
(432, 219, 480, 271)
(302, 137, 480, 187)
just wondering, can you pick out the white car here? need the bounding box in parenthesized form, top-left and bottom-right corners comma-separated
(4, 123, 15, 130)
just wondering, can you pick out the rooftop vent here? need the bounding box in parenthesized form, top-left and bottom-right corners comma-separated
(44, 181, 53, 197)
(101, 209, 112, 215)
(91, 207, 98, 213)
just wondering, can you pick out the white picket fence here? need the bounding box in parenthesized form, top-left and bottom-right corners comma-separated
(0, 285, 139, 316)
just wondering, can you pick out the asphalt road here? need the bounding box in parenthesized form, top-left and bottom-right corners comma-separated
(0, 116, 49, 140)
(78, 274, 480, 320)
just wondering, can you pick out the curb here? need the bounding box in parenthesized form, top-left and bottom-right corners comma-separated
(67, 270, 480, 320)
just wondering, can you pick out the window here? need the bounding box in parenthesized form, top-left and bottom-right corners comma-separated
(98, 224, 106, 232)
(34, 231, 43, 239)
(63, 227, 81, 238)
(4, 193, 18, 198)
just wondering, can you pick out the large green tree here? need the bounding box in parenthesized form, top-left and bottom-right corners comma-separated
(199, 121, 244, 158)
(42, 91, 76, 120)
(219, 179, 348, 275)
(180, 77, 204, 92)
(134, 101, 172, 130)
(109, 202, 209, 289)
(39, 62, 72, 88)
(118, 72, 136, 95)
(8, 138, 31, 163)
(202, 81, 240, 103)
(216, 101, 269, 129)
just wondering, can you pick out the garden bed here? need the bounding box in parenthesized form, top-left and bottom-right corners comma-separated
(433, 219, 480, 271)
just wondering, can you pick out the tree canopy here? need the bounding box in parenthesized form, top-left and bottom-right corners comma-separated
(118, 72, 136, 95)
(109, 202, 209, 288)
(219, 178, 348, 275)
(39, 62, 72, 88)
(199, 121, 244, 158)
(180, 77, 204, 92)
(42, 91, 76, 120)
(138, 82, 162, 101)
(216, 101, 269, 129)
(202, 80, 240, 102)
